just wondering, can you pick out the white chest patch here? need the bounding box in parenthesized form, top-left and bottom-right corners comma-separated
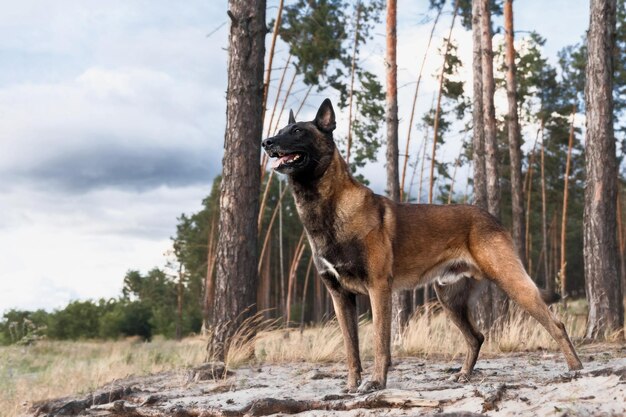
(320, 257, 340, 279)
(436, 273, 465, 286)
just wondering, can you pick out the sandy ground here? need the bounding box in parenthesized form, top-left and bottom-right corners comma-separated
(30, 344, 625, 417)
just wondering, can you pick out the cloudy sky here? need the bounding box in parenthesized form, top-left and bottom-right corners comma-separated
(0, 0, 588, 313)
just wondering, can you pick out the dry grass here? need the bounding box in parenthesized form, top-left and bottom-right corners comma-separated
(0, 336, 207, 417)
(1, 303, 589, 417)
(255, 319, 370, 363)
(398, 303, 586, 359)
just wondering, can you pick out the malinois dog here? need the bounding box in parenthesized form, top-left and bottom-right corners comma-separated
(262, 99, 583, 393)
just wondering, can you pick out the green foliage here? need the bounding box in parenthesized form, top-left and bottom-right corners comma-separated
(98, 300, 152, 340)
(279, 1, 385, 182)
(280, 0, 348, 86)
(47, 300, 102, 340)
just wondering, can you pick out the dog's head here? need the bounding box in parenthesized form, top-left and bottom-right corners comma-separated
(262, 99, 336, 178)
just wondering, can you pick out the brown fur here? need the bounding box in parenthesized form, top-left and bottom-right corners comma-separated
(262, 99, 583, 393)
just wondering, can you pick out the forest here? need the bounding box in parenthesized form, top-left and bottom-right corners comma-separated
(2, 0, 625, 347)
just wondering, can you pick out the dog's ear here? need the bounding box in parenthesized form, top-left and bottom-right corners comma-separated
(288, 109, 296, 124)
(314, 99, 336, 133)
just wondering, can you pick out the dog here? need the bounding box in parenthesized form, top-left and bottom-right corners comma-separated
(262, 99, 583, 393)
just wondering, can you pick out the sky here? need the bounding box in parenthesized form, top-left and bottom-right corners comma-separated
(0, 0, 589, 313)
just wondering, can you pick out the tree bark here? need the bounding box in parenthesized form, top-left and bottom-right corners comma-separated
(176, 263, 184, 341)
(480, 0, 500, 219)
(480, 0, 505, 326)
(386, 0, 411, 338)
(560, 105, 576, 299)
(208, 0, 266, 360)
(346, 3, 362, 164)
(504, 0, 526, 264)
(204, 215, 218, 325)
(583, 0, 623, 339)
(386, 0, 400, 203)
(540, 122, 551, 291)
(471, 0, 487, 210)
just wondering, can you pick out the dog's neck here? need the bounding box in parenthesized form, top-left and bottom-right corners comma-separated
(288, 149, 355, 203)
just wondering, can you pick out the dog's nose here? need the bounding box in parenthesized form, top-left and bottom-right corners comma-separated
(262, 138, 273, 149)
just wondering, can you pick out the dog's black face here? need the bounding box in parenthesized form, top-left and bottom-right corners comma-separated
(262, 99, 337, 178)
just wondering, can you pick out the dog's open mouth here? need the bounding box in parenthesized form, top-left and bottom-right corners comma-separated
(270, 152, 305, 169)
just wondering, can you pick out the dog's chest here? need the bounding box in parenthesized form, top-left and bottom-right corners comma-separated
(309, 233, 369, 294)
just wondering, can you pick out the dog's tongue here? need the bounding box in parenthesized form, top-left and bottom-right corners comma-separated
(272, 154, 296, 168)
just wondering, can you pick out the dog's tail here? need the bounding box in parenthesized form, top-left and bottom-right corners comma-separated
(539, 289, 561, 305)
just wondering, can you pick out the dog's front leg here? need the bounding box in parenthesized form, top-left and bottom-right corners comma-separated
(359, 284, 392, 393)
(329, 290, 362, 392)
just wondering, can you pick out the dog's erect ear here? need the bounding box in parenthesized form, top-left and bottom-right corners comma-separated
(314, 99, 336, 133)
(288, 109, 296, 124)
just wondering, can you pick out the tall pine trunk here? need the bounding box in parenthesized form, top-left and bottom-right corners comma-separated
(470, 0, 491, 328)
(540, 123, 551, 290)
(346, 3, 362, 164)
(560, 106, 576, 299)
(209, 0, 266, 360)
(504, 0, 525, 264)
(386, 0, 411, 337)
(386, 0, 400, 202)
(583, 0, 623, 339)
(480, 0, 500, 219)
(471, 0, 487, 209)
(479, 0, 505, 326)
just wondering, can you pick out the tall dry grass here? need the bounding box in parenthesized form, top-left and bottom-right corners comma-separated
(256, 303, 586, 365)
(398, 303, 586, 359)
(0, 336, 206, 417)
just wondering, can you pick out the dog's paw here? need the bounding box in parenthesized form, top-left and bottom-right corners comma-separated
(448, 371, 471, 383)
(343, 380, 361, 394)
(357, 379, 384, 394)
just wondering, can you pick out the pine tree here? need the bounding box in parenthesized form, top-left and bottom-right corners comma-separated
(208, 0, 267, 360)
(583, 0, 623, 339)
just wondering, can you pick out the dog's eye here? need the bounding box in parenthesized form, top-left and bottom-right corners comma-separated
(293, 127, 303, 133)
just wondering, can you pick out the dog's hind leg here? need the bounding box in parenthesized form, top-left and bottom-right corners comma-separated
(329, 289, 362, 392)
(472, 233, 583, 371)
(434, 278, 484, 382)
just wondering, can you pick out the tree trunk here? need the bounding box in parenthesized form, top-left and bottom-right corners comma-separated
(299, 256, 314, 331)
(469, 0, 491, 329)
(480, 0, 505, 326)
(386, 0, 400, 203)
(386, 0, 411, 339)
(346, 3, 362, 164)
(471, 0, 487, 209)
(616, 187, 626, 295)
(279, 179, 285, 316)
(524, 133, 540, 272)
(560, 105, 576, 299)
(204, 214, 218, 325)
(504, 0, 525, 264)
(176, 263, 184, 341)
(583, 0, 623, 339)
(480, 0, 500, 219)
(286, 232, 306, 324)
(257, 238, 272, 318)
(208, 0, 266, 360)
(540, 122, 551, 291)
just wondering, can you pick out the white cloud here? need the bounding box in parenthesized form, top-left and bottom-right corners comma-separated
(0, 185, 208, 312)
